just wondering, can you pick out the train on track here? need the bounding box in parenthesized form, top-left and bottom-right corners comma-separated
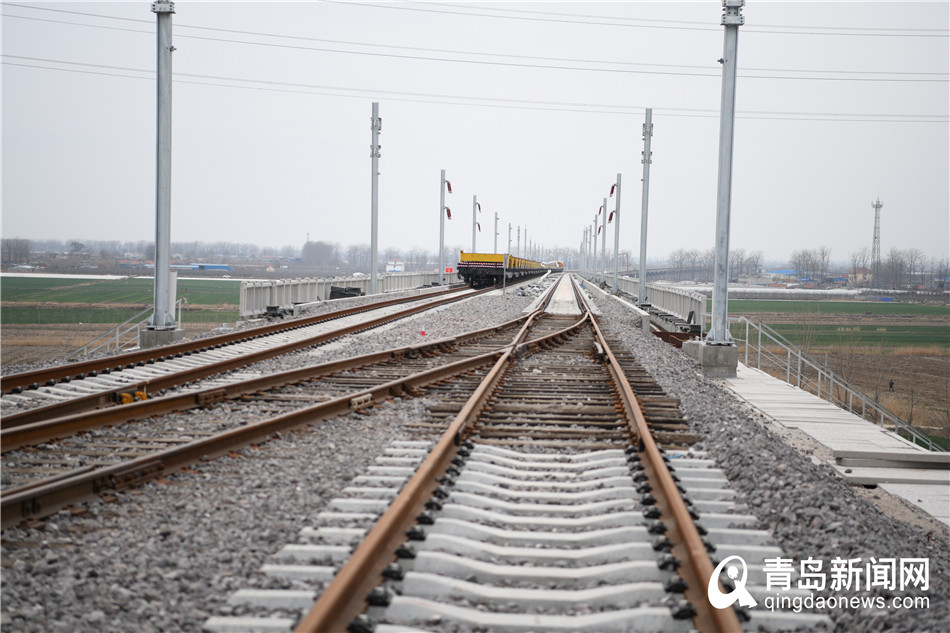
(457, 251, 563, 288)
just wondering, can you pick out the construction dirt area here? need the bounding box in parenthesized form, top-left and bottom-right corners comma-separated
(0, 321, 227, 371)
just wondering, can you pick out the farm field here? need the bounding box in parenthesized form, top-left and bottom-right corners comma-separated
(0, 276, 239, 307)
(1, 275, 241, 366)
(723, 299, 947, 317)
(724, 298, 949, 444)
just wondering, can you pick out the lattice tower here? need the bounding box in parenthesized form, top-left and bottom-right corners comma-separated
(871, 197, 883, 283)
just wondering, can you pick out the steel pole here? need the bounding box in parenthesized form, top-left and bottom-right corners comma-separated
(612, 174, 622, 294)
(601, 197, 607, 284)
(588, 225, 593, 279)
(592, 215, 597, 282)
(493, 212, 498, 254)
(370, 102, 381, 295)
(638, 108, 653, 307)
(708, 1, 743, 344)
(150, 1, 175, 329)
(505, 223, 512, 296)
(439, 169, 445, 285)
(471, 195, 477, 253)
(581, 229, 587, 277)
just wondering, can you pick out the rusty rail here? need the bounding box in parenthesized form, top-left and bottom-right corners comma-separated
(1, 313, 532, 453)
(581, 282, 742, 633)
(1, 343, 509, 528)
(295, 274, 741, 633)
(1, 286, 487, 428)
(293, 278, 565, 633)
(0, 285, 468, 395)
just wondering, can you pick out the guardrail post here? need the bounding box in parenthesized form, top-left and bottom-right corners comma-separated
(743, 320, 749, 364)
(755, 328, 762, 369)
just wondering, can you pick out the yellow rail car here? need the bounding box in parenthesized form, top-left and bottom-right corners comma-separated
(457, 252, 562, 287)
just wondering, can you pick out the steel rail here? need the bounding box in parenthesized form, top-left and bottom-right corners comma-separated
(1, 313, 532, 453)
(580, 280, 742, 633)
(1, 287, 490, 428)
(0, 284, 468, 394)
(2, 279, 563, 527)
(294, 280, 600, 632)
(297, 274, 741, 632)
(293, 278, 568, 633)
(0, 342, 510, 528)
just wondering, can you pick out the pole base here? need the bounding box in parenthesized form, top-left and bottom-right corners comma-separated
(139, 328, 185, 349)
(682, 340, 738, 378)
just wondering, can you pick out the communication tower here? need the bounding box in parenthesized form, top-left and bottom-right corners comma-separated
(871, 197, 882, 283)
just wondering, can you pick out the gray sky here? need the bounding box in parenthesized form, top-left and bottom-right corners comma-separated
(2, 1, 948, 262)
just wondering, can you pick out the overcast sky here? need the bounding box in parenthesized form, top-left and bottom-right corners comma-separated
(2, 1, 948, 263)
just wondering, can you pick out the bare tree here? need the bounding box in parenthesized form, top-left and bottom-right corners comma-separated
(730, 247, 746, 279)
(936, 373, 950, 439)
(850, 246, 870, 285)
(1, 238, 31, 266)
(904, 378, 922, 426)
(817, 246, 832, 282)
(746, 250, 763, 277)
(407, 246, 428, 272)
(346, 244, 370, 273)
(883, 248, 907, 288)
(700, 248, 716, 282)
(869, 345, 890, 404)
(905, 247, 925, 289)
(279, 244, 298, 259)
(930, 257, 950, 291)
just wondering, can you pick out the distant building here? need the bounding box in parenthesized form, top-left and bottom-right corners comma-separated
(765, 269, 797, 282)
(849, 267, 872, 285)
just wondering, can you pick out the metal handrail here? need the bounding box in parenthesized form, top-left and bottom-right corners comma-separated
(64, 306, 152, 360)
(64, 299, 184, 361)
(730, 316, 942, 452)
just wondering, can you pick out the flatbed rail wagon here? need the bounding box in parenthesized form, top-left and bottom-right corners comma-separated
(457, 251, 563, 287)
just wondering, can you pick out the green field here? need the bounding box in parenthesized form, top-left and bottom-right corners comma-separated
(1, 276, 240, 324)
(0, 306, 238, 325)
(717, 299, 950, 349)
(718, 299, 948, 317)
(1, 277, 239, 305)
(731, 323, 950, 348)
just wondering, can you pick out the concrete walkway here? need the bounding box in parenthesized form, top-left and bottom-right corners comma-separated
(545, 275, 583, 316)
(726, 364, 950, 526)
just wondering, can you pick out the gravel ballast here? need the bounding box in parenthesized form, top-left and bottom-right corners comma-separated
(2, 279, 946, 633)
(0, 287, 538, 633)
(591, 289, 949, 633)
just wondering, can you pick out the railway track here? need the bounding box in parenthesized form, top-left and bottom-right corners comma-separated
(202, 275, 828, 633)
(0, 277, 562, 527)
(0, 284, 482, 425)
